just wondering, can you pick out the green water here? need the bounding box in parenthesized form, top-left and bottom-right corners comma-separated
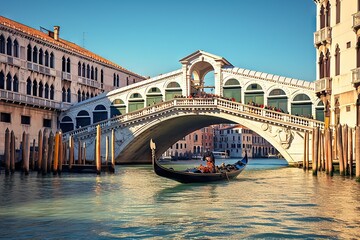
(0, 158, 359, 239)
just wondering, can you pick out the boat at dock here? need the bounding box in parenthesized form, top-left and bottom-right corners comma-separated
(212, 151, 229, 159)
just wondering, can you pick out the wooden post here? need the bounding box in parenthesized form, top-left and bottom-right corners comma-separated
(53, 131, 59, 175)
(337, 124, 345, 176)
(111, 129, 115, 171)
(348, 127, 353, 176)
(37, 130, 43, 173)
(320, 130, 325, 171)
(343, 124, 348, 175)
(96, 125, 101, 175)
(69, 136, 74, 170)
(48, 131, 54, 174)
(78, 139, 82, 165)
(328, 128, 334, 175)
(5, 128, 10, 175)
(324, 128, 329, 174)
(303, 131, 308, 170)
(58, 132, 63, 174)
(83, 142, 86, 165)
(312, 127, 318, 175)
(10, 130, 15, 174)
(105, 136, 109, 166)
(23, 133, 30, 175)
(31, 139, 35, 171)
(21, 131, 26, 167)
(42, 130, 48, 175)
(355, 126, 360, 179)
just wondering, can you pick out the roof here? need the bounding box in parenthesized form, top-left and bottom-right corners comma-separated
(0, 16, 145, 79)
(179, 50, 233, 67)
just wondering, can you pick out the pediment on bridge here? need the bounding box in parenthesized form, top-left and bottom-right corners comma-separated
(179, 50, 233, 67)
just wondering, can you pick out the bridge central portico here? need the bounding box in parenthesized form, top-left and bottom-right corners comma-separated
(60, 50, 323, 164)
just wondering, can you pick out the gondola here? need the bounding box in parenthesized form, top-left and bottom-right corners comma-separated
(150, 139, 248, 183)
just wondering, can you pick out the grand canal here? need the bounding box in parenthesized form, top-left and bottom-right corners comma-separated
(1, 158, 360, 239)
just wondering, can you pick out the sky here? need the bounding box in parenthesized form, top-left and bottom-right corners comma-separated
(1, 0, 316, 81)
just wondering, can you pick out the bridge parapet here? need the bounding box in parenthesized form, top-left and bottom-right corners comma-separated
(64, 97, 324, 141)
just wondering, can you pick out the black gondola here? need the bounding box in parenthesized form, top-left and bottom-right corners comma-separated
(150, 139, 248, 183)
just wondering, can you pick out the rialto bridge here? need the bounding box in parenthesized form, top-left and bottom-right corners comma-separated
(60, 51, 324, 164)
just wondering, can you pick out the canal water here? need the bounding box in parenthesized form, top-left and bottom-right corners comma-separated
(1, 158, 360, 239)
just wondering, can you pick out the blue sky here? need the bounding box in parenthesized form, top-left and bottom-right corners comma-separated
(1, 0, 316, 81)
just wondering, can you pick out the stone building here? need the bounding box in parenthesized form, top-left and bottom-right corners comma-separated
(0, 16, 145, 155)
(313, 0, 360, 127)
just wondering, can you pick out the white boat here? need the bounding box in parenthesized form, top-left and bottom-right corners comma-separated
(212, 151, 229, 159)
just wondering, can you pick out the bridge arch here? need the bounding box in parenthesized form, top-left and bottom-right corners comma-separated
(188, 59, 216, 95)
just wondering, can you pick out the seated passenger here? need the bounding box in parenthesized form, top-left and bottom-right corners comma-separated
(198, 152, 215, 173)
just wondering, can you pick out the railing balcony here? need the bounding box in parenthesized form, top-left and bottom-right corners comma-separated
(62, 72, 72, 81)
(353, 11, 360, 31)
(314, 77, 332, 93)
(351, 67, 360, 87)
(0, 53, 21, 67)
(27, 62, 55, 76)
(78, 76, 100, 88)
(0, 89, 62, 109)
(314, 27, 332, 47)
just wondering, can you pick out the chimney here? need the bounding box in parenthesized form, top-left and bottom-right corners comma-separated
(54, 26, 60, 41)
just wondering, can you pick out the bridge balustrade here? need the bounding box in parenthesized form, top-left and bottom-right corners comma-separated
(64, 97, 324, 139)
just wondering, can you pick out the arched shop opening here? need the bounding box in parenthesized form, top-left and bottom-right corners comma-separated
(93, 104, 108, 123)
(223, 79, 241, 102)
(291, 94, 312, 118)
(244, 83, 264, 105)
(315, 101, 325, 121)
(128, 93, 144, 112)
(76, 110, 91, 128)
(267, 89, 288, 113)
(60, 116, 74, 133)
(165, 82, 182, 100)
(146, 87, 163, 106)
(110, 99, 126, 117)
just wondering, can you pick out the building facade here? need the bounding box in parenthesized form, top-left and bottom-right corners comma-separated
(313, 0, 360, 127)
(0, 16, 145, 155)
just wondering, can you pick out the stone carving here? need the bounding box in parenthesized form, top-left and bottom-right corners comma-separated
(276, 127, 293, 149)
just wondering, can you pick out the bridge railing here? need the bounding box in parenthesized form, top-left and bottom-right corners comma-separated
(64, 97, 324, 139)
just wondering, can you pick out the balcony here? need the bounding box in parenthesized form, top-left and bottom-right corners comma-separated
(353, 11, 360, 31)
(314, 27, 332, 47)
(78, 76, 100, 88)
(0, 89, 62, 110)
(0, 54, 21, 67)
(27, 62, 56, 77)
(62, 72, 72, 81)
(314, 77, 331, 95)
(351, 68, 360, 87)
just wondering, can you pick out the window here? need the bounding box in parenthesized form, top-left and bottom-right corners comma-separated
(67, 58, 71, 73)
(347, 42, 351, 49)
(13, 40, 19, 57)
(27, 44, 32, 61)
(26, 78, 31, 95)
(50, 52, 54, 68)
(6, 73, 11, 91)
(0, 71, 4, 89)
(0, 35, 5, 54)
(78, 62, 81, 76)
(62, 56, 66, 71)
(13, 75, 18, 92)
(38, 48, 43, 65)
(50, 85, 54, 100)
(336, 0, 340, 24)
(0, 112, 11, 123)
(335, 45, 340, 76)
(33, 46, 38, 63)
(44, 51, 49, 66)
(6, 37, 12, 56)
(21, 115, 31, 125)
(43, 118, 51, 128)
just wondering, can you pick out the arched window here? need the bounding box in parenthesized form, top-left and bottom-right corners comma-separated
(13, 75, 18, 92)
(110, 99, 126, 117)
(78, 62, 81, 76)
(95, 67, 98, 81)
(268, 89, 288, 112)
(77, 90, 81, 102)
(315, 101, 325, 122)
(86, 64, 90, 78)
(326, 2, 331, 27)
(291, 94, 312, 117)
(0, 71, 4, 89)
(82, 63, 85, 77)
(336, 0, 340, 24)
(38, 48, 43, 65)
(62, 56, 66, 71)
(26, 78, 32, 95)
(335, 45, 340, 76)
(113, 73, 116, 86)
(13, 40, 19, 58)
(325, 50, 330, 77)
(319, 52, 324, 79)
(60, 116, 74, 133)
(101, 70, 104, 83)
(50, 85, 54, 100)
(223, 78, 241, 102)
(0, 35, 5, 54)
(116, 75, 119, 87)
(128, 93, 144, 112)
(67, 58, 71, 73)
(91, 66, 94, 79)
(38, 82, 43, 98)
(86, 92, 89, 99)
(82, 91, 85, 101)
(146, 87, 163, 106)
(244, 83, 264, 105)
(76, 110, 91, 128)
(27, 44, 32, 61)
(67, 88, 71, 102)
(93, 104, 108, 123)
(44, 51, 49, 67)
(165, 82, 182, 100)
(33, 80, 38, 96)
(62, 87, 66, 102)
(50, 52, 54, 68)
(44, 83, 49, 99)
(6, 73, 12, 91)
(32, 46, 38, 63)
(6, 37, 12, 56)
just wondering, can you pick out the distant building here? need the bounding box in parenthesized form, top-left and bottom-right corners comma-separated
(252, 132, 278, 158)
(313, 0, 360, 127)
(0, 16, 145, 155)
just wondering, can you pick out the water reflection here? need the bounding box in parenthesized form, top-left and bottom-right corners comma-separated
(0, 158, 359, 239)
